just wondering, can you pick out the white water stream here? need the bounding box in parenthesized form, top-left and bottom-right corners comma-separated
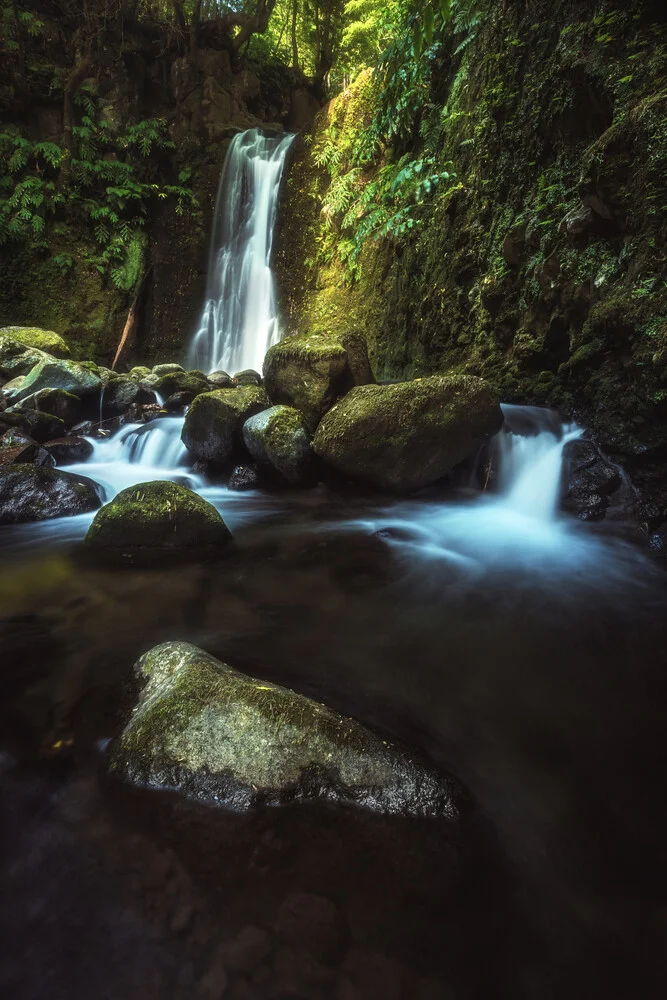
(187, 128, 295, 375)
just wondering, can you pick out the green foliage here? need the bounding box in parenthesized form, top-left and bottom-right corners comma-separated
(0, 88, 194, 291)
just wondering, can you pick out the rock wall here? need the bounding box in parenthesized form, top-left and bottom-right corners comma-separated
(274, 0, 667, 515)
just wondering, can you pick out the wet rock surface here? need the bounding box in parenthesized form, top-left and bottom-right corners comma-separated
(109, 640, 461, 818)
(0, 464, 102, 524)
(243, 405, 314, 485)
(182, 386, 269, 463)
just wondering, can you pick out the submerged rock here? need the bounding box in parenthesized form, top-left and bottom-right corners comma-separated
(9, 358, 102, 403)
(0, 326, 70, 358)
(108, 640, 459, 817)
(263, 332, 373, 430)
(313, 375, 503, 492)
(181, 385, 268, 463)
(242, 405, 313, 485)
(0, 464, 102, 524)
(84, 480, 232, 564)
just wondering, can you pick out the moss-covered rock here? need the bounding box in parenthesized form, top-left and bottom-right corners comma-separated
(233, 368, 263, 386)
(152, 370, 210, 400)
(313, 375, 503, 492)
(151, 363, 185, 377)
(17, 388, 82, 427)
(263, 331, 372, 430)
(84, 480, 232, 564)
(108, 640, 460, 817)
(0, 464, 102, 524)
(181, 385, 269, 463)
(9, 358, 102, 404)
(242, 405, 313, 485)
(101, 377, 156, 418)
(0, 326, 70, 359)
(2, 408, 66, 443)
(0, 337, 52, 378)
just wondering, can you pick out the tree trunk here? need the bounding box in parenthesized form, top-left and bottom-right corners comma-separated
(189, 0, 202, 63)
(291, 0, 299, 74)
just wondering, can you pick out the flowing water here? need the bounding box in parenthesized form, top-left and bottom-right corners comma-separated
(1, 128, 666, 1000)
(187, 128, 295, 375)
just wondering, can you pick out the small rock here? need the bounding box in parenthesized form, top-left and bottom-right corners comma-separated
(228, 463, 262, 490)
(0, 464, 102, 524)
(0, 429, 54, 466)
(233, 369, 263, 386)
(208, 371, 235, 389)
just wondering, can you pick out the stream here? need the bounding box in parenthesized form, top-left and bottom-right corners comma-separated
(1, 128, 666, 1000)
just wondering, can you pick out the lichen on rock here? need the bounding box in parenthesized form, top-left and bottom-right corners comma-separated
(242, 404, 313, 485)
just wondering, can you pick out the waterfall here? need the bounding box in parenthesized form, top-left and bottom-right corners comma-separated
(187, 128, 295, 376)
(497, 405, 582, 521)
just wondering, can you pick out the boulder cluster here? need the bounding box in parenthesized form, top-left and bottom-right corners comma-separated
(1, 325, 504, 553)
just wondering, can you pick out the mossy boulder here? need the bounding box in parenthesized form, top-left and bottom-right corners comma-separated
(263, 331, 373, 430)
(0, 337, 51, 378)
(233, 369, 263, 386)
(2, 408, 66, 443)
(9, 358, 102, 404)
(242, 405, 314, 485)
(0, 326, 70, 359)
(152, 371, 210, 401)
(101, 377, 156, 418)
(0, 464, 102, 524)
(84, 480, 232, 564)
(108, 640, 460, 817)
(313, 375, 503, 492)
(181, 385, 269, 463)
(17, 388, 82, 427)
(152, 363, 185, 377)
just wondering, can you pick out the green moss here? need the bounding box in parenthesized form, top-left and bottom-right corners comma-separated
(85, 480, 232, 562)
(0, 326, 70, 358)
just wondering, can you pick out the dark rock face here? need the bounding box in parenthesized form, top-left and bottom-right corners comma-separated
(181, 385, 269, 463)
(313, 375, 503, 492)
(0, 429, 55, 466)
(242, 405, 313, 485)
(562, 439, 623, 520)
(227, 462, 262, 490)
(101, 378, 156, 418)
(84, 480, 232, 564)
(43, 436, 94, 464)
(108, 640, 461, 818)
(0, 465, 102, 524)
(18, 388, 82, 426)
(1, 408, 66, 443)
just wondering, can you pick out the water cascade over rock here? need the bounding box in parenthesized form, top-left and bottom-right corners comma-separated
(187, 129, 295, 376)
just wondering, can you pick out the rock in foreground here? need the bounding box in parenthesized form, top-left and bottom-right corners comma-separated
(242, 405, 313, 484)
(0, 464, 102, 524)
(313, 375, 503, 492)
(9, 358, 102, 403)
(84, 480, 231, 564)
(108, 640, 459, 817)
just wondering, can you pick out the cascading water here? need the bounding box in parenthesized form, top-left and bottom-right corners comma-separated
(187, 128, 295, 376)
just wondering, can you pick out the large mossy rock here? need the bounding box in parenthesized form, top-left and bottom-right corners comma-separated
(84, 480, 232, 564)
(242, 405, 313, 485)
(0, 337, 52, 378)
(263, 332, 373, 430)
(313, 375, 503, 492)
(108, 640, 459, 817)
(101, 377, 155, 418)
(17, 388, 82, 427)
(9, 358, 102, 403)
(0, 326, 70, 359)
(151, 370, 210, 400)
(0, 464, 102, 524)
(181, 385, 268, 463)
